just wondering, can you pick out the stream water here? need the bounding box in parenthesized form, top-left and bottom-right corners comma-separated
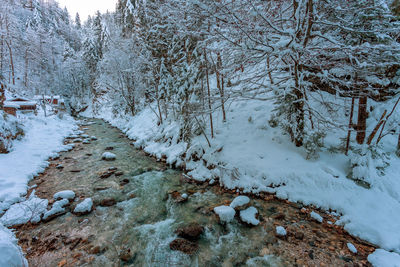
(15, 119, 373, 267)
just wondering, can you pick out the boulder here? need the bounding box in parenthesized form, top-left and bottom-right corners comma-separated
(169, 238, 198, 255)
(175, 223, 204, 241)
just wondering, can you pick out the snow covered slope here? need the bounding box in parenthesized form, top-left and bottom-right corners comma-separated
(0, 112, 76, 266)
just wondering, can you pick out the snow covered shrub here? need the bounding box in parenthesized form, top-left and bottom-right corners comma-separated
(303, 130, 326, 160)
(349, 145, 389, 187)
(0, 111, 24, 153)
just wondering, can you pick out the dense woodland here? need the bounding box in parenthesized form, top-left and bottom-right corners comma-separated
(2, 1, 400, 265)
(1, 0, 400, 178)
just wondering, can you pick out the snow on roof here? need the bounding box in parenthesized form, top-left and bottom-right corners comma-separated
(33, 95, 61, 100)
(3, 102, 19, 108)
(4, 101, 36, 107)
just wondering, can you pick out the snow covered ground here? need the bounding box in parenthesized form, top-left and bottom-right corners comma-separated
(0, 112, 77, 266)
(84, 93, 400, 265)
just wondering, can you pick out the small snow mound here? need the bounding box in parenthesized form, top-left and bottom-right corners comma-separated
(181, 193, 188, 199)
(310, 211, 323, 223)
(240, 206, 260, 226)
(230, 195, 250, 209)
(368, 249, 400, 267)
(214, 205, 235, 223)
(276, 226, 287, 236)
(43, 199, 69, 220)
(347, 243, 357, 254)
(102, 152, 116, 161)
(0, 193, 48, 226)
(54, 190, 75, 200)
(74, 198, 93, 214)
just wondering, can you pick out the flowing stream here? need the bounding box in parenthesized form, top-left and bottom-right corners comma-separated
(15, 119, 373, 267)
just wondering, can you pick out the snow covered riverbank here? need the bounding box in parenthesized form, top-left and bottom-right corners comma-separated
(84, 97, 400, 266)
(0, 113, 77, 266)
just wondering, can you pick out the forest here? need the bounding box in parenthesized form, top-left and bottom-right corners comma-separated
(0, 0, 400, 266)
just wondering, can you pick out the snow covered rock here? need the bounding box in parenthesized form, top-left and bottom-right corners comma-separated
(368, 249, 400, 267)
(91, 136, 97, 140)
(230, 195, 250, 210)
(310, 211, 323, 223)
(275, 226, 287, 237)
(239, 206, 260, 226)
(81, 134, 89, 138)
(72, 138, 83, 143)
(53, 190, 75, 201)
(181, 193, 188, 200)
(42, 199, 69, 221)
(347, 242, 357, 254)
(0, 193, 48, 226)
(73, 198, 93, 215)
(214, 205, 235, 223)
(0, 224, 28, 267)
(82, 139, 91, 144)
(102, 152, 116, 161)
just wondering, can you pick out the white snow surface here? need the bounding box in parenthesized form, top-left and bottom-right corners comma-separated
(213, 205, 235, 223)
(347, 242, 358, 254)
(54, 190, 75, 200)
(0, 191, 48, 226)
(276, 226, 287, 236)
(239, 206, 260, 226)
(43, 199, 69, 220)
(0, 224, 28, 267)
(74, 198, 93, 213)
(0, 112, 76, 266)
(102, 152, 116, 160)
(230, 195, 250, 209)
(0, 113, 77, 213)
(368, 249, 400, 267)
(310, 211, 323, 223)
(84, 85, 400, 260)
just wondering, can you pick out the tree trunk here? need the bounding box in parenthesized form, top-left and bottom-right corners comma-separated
(292, 61, 304, 147)
(5, 40, 15, 85)
(397, 133, 400, 157)
(0, 83, 5, 110)
(216, 52, 226, 122)
(345, 97, 355, 155)
(356, 95, 368, 145)
(204, 50, 214, 138)
(24, 48, 28, 87)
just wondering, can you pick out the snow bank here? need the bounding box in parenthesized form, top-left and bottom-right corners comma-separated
(213, 205, 235, 223)
(0, 113, 77, 213)
(0, 112, 76, 265)
(368, 249, 400, 267)
(0, 192, 48, 226)
(0, 224, 28, 267)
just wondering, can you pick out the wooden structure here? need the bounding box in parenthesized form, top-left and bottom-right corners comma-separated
(4, 97, 37, 115)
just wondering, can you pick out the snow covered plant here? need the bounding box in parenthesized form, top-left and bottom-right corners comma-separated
(0, 111, 24, 153)
(349, 145, 390, 187)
